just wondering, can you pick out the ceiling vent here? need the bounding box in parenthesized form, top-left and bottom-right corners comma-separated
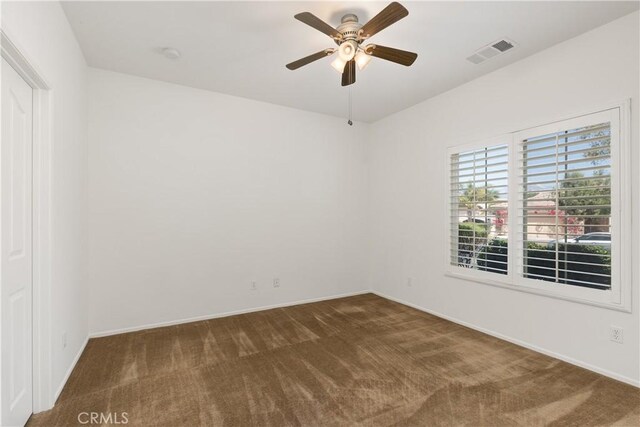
(466, 38, 516, 64)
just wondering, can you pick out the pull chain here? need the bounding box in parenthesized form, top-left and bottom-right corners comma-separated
(347, 87, 353, 126)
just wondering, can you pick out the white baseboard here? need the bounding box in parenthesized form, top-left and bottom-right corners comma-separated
(84, 288, 638, 389)
(89, 290, 371, 338)
(371, 290, 639, 388)
(53, 335, 89, 403)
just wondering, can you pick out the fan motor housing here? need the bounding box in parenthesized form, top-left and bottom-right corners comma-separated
(336, 14, 362, 44)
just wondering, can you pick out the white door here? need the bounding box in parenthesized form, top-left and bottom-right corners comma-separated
(1, 58, 33, 427)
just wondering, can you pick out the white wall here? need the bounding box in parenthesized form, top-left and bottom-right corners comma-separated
(4, 4, 635, 408)
(1, 0, 89, 404)
(87, 69, 369, 334)
(368, 12, 640, 385)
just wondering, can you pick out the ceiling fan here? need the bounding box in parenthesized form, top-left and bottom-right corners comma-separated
(286, 2, 417, 87)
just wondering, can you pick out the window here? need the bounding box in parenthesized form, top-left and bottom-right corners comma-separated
(449, 141, 509, 275)
(519, 121, 612, 290)
(447, 105, 630, 310)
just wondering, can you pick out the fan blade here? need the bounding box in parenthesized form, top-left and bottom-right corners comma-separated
(286, 49, 335, 70)
(366, 44, 417, 66)
(341, 60, 356, 86)
(295, 12, 342, 40)
(359, 2, 408, 39)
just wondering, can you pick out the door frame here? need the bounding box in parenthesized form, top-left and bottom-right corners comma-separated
(1, 29, 54, 413)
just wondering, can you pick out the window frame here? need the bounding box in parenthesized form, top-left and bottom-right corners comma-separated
(445, 102, 631, 312)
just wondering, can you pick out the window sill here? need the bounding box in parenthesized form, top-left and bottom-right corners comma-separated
(444, 270, 631, 313)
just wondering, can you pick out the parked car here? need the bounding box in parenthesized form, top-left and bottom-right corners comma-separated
(547, 232, 611, 249)
(574, 232, 611, 247)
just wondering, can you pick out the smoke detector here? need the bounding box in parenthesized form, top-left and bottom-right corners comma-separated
(466, 38, 516, 64)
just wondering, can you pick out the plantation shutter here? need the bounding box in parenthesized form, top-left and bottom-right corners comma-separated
(518, 122, 612, 289)
(450, 143, 509, 274)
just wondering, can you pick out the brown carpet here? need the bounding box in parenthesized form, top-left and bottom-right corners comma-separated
(28, 293, 639, 426)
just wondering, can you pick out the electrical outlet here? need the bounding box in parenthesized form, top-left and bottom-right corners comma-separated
(273, 278, 280, 288)
(251, 281, 257, 291)
(407, 277, 413, 287)
(62, 332, 67, 348)
(610, 326, 624, 344)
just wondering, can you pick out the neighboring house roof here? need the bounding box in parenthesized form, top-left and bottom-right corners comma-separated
(526, 191, 556, 207)
(490, 191, 556, 210)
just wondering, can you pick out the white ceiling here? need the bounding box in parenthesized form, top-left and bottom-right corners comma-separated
(62, 1, 638, 122)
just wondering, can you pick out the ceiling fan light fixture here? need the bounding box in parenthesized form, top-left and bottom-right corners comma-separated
(331, 56, 347, 73)
(285, 2, 418, 90)
(338, 40, 358, 61)
(355, 51, 372, 70)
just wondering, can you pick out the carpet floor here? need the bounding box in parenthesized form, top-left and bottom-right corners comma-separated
(28, 293, 639, 426)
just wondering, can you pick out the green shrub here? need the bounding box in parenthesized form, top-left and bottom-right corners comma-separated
(456, 223, 488, 266)
(458, 222, 489, 238)
(477, 238, 507, 274)
(476, 240, 611, 288)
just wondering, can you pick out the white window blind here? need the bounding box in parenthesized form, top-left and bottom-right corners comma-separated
(447, 106, 628, 309)
(518, 122, 612, 290)
(450, 143, 509, 275)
